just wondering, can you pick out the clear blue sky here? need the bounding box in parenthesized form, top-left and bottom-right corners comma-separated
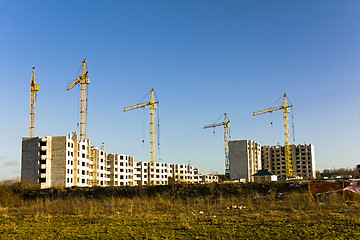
(1, 1, 360, 179)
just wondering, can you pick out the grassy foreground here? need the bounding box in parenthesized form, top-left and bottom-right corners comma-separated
(0, 182, 359, 239)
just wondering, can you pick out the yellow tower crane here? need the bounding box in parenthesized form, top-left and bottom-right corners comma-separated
(29, 67, 39, 138)
(253, 93, 294, 178)
(203, 113, 230, 178)
(124, 88, 158, 163)
(67, 59, 90, 141)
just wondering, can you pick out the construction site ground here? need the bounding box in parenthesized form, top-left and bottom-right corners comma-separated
(0, 182, 359, 239)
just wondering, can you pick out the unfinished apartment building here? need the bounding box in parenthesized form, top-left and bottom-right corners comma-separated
(228, 139, 316, 181)
(21, 133, 218, 188)
(108, 156, 173, 186)
(21, 133, 109, 188)
(169, 164, 217, 184)
(108, 154, 135, 186)
(261, 144, 316, 179)
(229, 140, 262, 182)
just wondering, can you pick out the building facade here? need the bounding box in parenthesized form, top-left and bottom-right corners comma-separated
(229, 140, 316, 182)
(21, 134, 110, 188)
(21, 133, 218, 188)
(261, 144, 316, 179)
(229, 140, 262, 182)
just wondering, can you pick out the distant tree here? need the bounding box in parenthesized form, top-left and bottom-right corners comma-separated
(317, 167, 356, 178)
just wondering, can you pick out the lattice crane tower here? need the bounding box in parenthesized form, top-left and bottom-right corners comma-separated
(29, 67, 39, 138)
(203, 113, 230, 177)
(253, 93, 293, 177)
(124, 88, 158, 163)
(67, 59, 90, 141)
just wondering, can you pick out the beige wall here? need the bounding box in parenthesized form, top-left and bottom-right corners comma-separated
(261, 144, 315, 179)
(51, 136, 67, 187)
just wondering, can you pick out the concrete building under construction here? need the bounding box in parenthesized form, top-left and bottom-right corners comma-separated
(21, 133, 218, 188)
(261, 144, 316, 179)
(229, 140, 316, 181)
(229, 140, 262, 182)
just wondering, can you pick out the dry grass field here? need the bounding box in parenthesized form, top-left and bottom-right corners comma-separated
(0, 182, 359, 239)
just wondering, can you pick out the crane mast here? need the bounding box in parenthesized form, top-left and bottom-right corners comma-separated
(29, 67, 39, 138)
(253, 93, 293, 178)
(124, 88, 158, 163)
(204, 113, 230, 178)
(67, 59, 90, 141)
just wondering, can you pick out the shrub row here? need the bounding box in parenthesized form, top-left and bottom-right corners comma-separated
(0, 181, 307, 205)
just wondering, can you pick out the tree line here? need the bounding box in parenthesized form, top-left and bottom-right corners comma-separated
(316, 167, 357, 178)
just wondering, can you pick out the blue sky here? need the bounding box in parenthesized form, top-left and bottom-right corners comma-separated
(1, 1, 360, 179)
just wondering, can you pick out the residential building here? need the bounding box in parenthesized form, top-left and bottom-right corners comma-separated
(229, 140, 262, 182)
(21, 133, 111, 188)
(201, 174, 218, 183)
(21, 133, 217, 188)
(148, 162, 172, 185)
(133, 161, 150, 186)
(229, 140, 316, 182)
(262, 144, 316, 179)
(108, 153, 134, 186)
(21, 136, 52, 188)
(171, 164, 194, 183)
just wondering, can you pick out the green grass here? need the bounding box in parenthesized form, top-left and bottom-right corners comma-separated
(0, 182, 359, 239)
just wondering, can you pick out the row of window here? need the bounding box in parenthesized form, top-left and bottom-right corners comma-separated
(115, 155, 129, 160)
(134, 162, 171, 167)
(173, 164, 192, 169)
(114, 181, 137, 186)
(67, 142, 107, 157)
(114, 162, 129, 167)
(115, 180, 168, 186)
(177, 176, 192, 179)
(66, 150, 88, 159)
(115, 175, 131, 180)
(66, 142, 89, 151)
(114, 168, 131, 173)
(98, 173, 110, 178)
(272, 169, 312, 174)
